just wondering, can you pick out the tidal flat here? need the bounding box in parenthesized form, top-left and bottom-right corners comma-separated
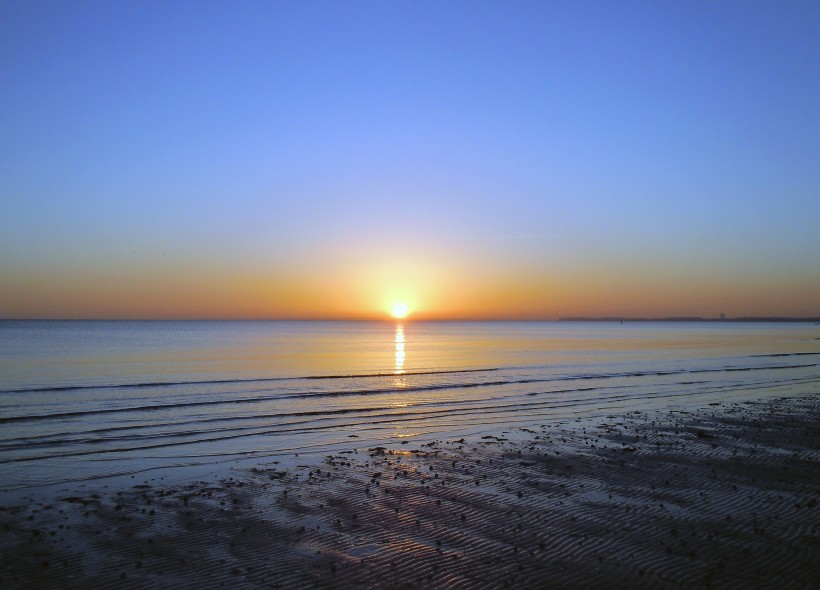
(2, 394, 817, 589)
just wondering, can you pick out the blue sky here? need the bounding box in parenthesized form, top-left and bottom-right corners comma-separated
(1, 1, 818, 318)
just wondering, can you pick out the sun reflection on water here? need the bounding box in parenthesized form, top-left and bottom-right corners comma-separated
(395, 323, 405, 374)
(393, 323, 407, 389)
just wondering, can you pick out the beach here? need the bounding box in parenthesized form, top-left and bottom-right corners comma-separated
(4, 1, 819, 586)
(2, 392, 817, 589)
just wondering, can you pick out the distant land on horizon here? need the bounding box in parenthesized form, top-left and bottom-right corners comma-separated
(558, 317, 820, 323)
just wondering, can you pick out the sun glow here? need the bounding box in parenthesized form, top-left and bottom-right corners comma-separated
(390, 302, 409, 319)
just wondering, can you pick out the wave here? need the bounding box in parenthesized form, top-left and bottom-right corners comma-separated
(1, 362, 816, 425)
(7, 377, 801, 450)
(0, 367, 501, 395)
(750, 352, 820, 358)
(2, 374, 816, 465)
(8, 355, 817, 397)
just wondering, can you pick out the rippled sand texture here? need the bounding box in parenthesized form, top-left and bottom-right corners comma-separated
(2, 394, 818, 589)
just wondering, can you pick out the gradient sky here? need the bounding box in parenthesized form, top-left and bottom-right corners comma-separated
(1, 1, 818, 319)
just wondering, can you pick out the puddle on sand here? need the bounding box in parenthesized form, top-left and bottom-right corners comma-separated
(348, 543, 380, 558)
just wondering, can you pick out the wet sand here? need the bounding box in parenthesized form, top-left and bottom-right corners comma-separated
(1, 394, 818, 589)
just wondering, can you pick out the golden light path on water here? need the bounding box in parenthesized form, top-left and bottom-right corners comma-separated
(394, 323, 405, 375)
(391, 323, 411, 429)
(391, 330, 419, 441)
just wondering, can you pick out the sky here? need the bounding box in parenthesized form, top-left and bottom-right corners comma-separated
(1, 0, 818, 320)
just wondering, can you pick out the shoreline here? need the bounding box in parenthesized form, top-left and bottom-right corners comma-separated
(2, 394, 818, 588)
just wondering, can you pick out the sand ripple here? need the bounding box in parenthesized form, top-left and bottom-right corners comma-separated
(1, 394, 818, 588)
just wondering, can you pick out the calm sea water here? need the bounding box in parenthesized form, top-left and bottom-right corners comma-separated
(1, 320, 818, 492)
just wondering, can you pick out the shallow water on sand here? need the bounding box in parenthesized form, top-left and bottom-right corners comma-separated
(1, 320, 818, 491)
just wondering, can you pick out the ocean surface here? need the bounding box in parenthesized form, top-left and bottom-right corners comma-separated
(1, 320, 818, 493)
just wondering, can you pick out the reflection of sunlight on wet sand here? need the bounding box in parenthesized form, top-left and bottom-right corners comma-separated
(395, 324, 405, 375)
(395, 431, 421, 438)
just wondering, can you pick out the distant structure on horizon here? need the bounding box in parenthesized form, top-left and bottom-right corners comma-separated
(558, 316, 820, 323)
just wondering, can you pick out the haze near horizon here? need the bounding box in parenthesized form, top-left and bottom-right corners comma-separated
(1, 1, 818, 320)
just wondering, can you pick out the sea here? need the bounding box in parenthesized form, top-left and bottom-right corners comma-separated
(1, 320, 818, 495)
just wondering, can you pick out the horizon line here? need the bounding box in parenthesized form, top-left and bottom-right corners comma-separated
(2, 316, 819, 323)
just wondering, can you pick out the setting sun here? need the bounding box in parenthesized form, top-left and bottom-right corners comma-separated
(390, 302, 409, 319)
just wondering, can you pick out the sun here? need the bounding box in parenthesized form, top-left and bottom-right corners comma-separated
(390, 302, 409, 319)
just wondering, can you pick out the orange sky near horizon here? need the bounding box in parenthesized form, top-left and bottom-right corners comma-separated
(1, 4, 818, 321)
(2, 254, 818, 320)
